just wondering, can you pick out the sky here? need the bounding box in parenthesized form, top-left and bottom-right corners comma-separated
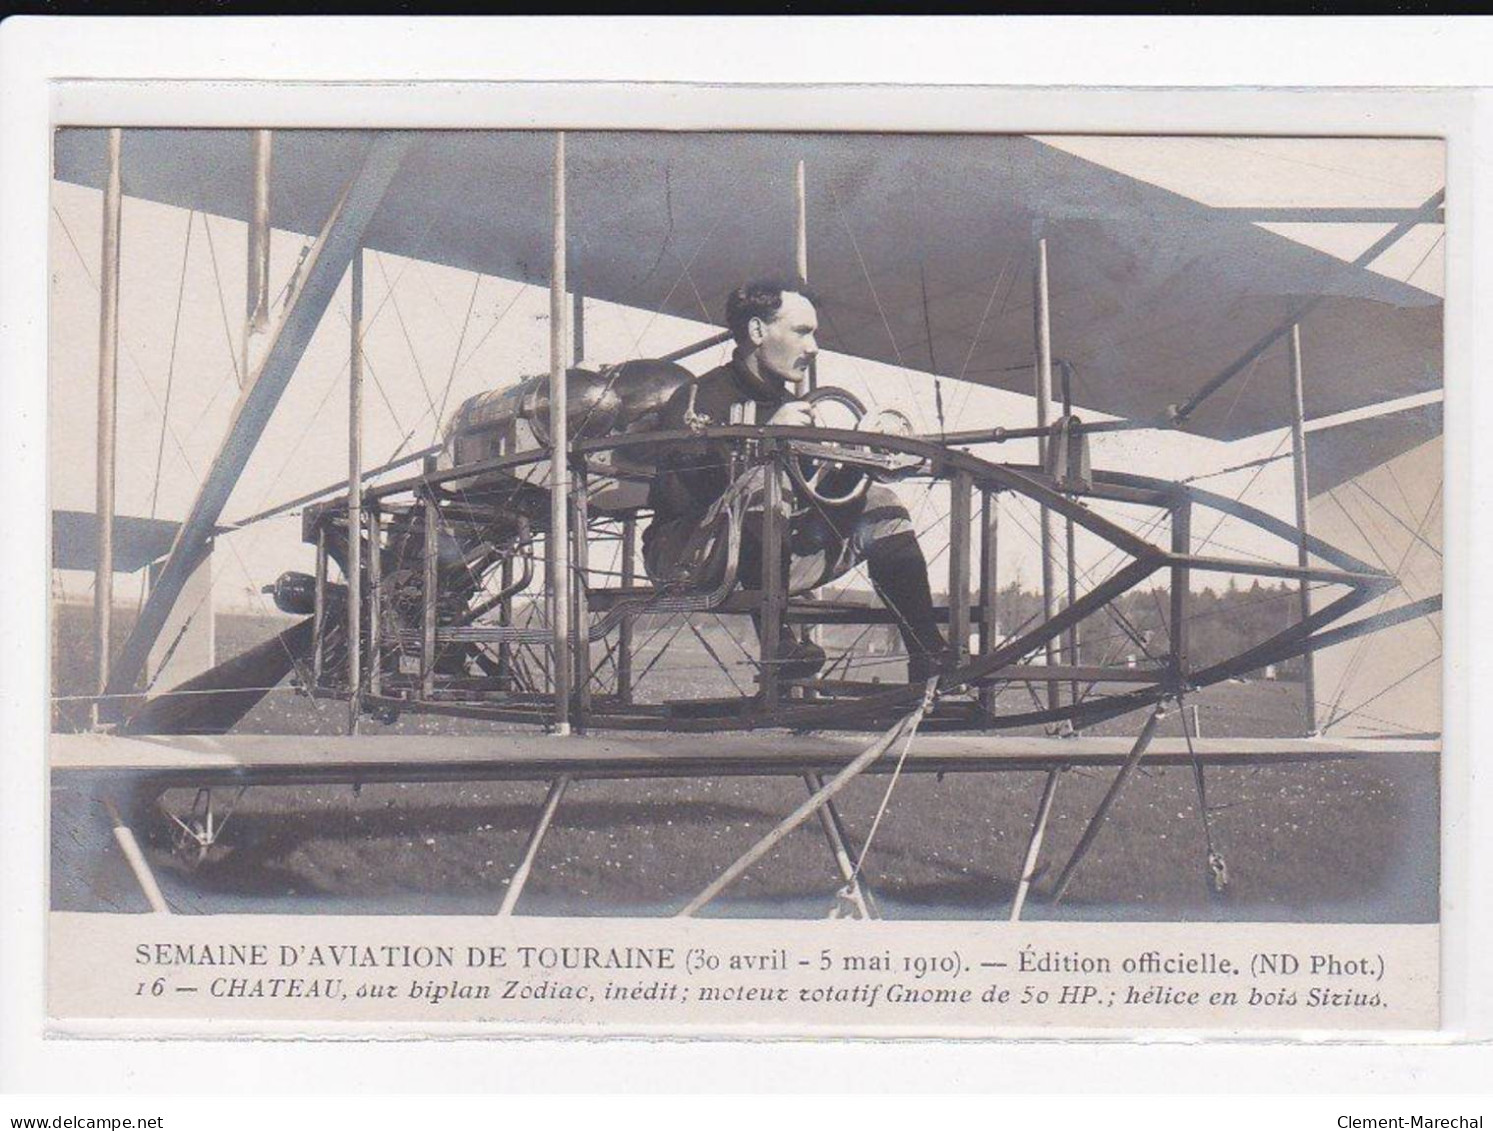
(47, 133, 1445, 623)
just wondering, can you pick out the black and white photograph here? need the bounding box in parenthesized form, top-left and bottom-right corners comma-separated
(40, 117, 1446, 1034)
(7, 14, 1493, 1119)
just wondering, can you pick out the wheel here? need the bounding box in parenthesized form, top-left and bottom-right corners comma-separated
(786, 387, 870, 511)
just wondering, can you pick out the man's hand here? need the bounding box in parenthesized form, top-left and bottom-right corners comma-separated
(766, 400, 814, 428)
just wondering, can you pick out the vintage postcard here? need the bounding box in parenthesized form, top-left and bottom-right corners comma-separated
(44, 112, 1444, 1036)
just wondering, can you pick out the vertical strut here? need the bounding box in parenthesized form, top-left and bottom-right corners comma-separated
(572, 289, 586, 365)
(617, 517, 636, 704)
(792, 159, 821, 682)
(421, 458, 439, 700)
(497, 776, 570, 917)
(1171, 499, 1192, 686)
(806, 774, 873, 919)
(311, 524, 327, 685)
(759, 446, 787, 709)
(367, 500, 381, 699)
(1060, 360, 1080, 706)
(979, 489, 1000, 717)
(1010, 767, 1061, 922)
(1065, 515, 1080, 704)
(104, 797, 169, 914)
(1287, 324, 1318, 734)
(1033, 236, 1059, 711)
(572, 285, 590, 716)
(346, 247, 364, 732)
(572, 469, 590, 731)
(496, 551, 513, 691)
(1051, 704, 1167, 903)
(948, 471, 973, 665)
(549, 132, 572, 735)
(243, 129, 273, 384)
(92, 128, 123, 729)
(795, 158, 815, 394)
(497, 414, 515, 693)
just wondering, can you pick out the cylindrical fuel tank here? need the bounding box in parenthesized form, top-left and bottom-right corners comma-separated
(443, 366, 620, 469)
(442, 358, 694, 471)
(523, 367, 624, 446)
(603, 358, 694, 433)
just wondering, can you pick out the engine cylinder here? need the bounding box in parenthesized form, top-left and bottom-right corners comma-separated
(263, 570, 344, 615)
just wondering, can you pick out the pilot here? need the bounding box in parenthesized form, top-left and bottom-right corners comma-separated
(641, 278, 951, 683)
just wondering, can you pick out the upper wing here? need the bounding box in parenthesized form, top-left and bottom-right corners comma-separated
(53, 129, 1443, 441)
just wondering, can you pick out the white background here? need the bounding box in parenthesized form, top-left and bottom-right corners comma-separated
(2, 15, 1491, 1106)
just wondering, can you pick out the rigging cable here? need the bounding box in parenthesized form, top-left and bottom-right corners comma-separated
(846, 679, 939, 887)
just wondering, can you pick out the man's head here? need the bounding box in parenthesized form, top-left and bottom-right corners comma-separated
(725, 279, 819, 390)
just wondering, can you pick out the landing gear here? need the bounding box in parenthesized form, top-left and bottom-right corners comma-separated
(161, 786, 245, 869)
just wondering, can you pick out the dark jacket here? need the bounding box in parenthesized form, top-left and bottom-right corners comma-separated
(644, 353, 791, 534)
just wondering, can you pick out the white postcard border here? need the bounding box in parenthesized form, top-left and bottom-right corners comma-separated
(3, 15, 1490, 1094)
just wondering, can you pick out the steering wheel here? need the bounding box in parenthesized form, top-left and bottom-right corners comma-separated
(785, 386, 871, 511)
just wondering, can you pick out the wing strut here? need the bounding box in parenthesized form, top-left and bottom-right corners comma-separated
(1287, 323, 1318, 733)
(91, 129, 123, 728)
(1050, 701, 1168, 904)
(676, 684, 935, 918)
(1169, 190, 1443, 426)
(548, 132, 572, 734)
(102, 132, 415, 711)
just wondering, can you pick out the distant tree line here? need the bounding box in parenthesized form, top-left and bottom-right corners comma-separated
(815, 578, 1308, 679)
(1070, 578, 1306, 678)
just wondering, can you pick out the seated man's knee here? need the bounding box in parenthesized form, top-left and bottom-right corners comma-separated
(864, 483, 906, 511)
(854, 486, 916, 559)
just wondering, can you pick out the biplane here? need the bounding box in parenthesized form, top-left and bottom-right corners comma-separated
(48, 128, 1444, 920)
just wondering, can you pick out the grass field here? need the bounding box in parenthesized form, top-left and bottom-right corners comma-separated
(50, 603, 1438, 921)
